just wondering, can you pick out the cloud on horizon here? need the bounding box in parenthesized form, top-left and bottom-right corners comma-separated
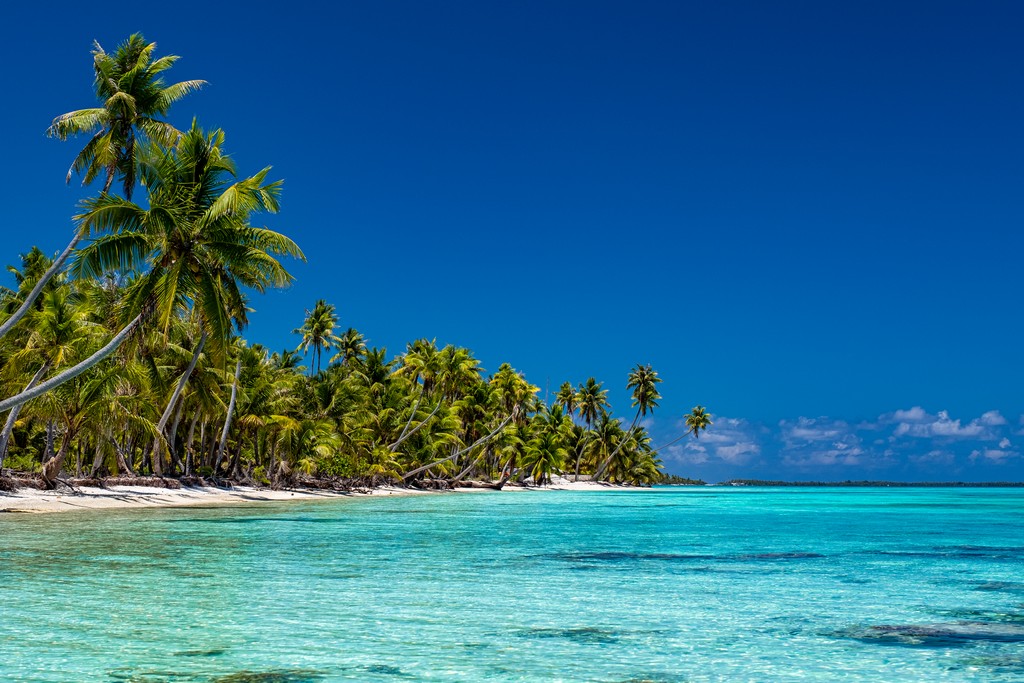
(657, 407, 1022, 482)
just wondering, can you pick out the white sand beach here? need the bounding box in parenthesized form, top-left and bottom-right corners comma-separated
(0, 476, 636, 514)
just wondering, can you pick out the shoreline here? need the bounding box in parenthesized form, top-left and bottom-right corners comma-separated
(0, 478, 635, 515)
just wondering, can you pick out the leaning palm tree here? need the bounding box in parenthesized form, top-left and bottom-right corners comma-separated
(0, 35, 204, 344)
(685, 405, 713, 438)
(0, 124, 303, 416)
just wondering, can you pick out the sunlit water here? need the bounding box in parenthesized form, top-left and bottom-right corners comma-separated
(2, 487, 1024, 682)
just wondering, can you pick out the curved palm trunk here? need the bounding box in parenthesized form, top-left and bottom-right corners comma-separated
(402, 413, 514, 480)
(150, 330, 206, 474)
(0, 361, 51, 469)
(389, 399, 443, 451)
(215, 359, 242, 474)
(111, 436, 136, 476)
(0, 233, 81, 341)
(395, 385, 425, 442)
(452, 445, 490, 484)
(0, 311, 146, 414)
(42, 430, 75, 488)
(648, 431, 690, 456)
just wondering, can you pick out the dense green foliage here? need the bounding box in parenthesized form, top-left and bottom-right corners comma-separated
(0, 34, 708, 489)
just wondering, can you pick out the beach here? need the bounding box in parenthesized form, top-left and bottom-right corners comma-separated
(0, 477, 625, 514)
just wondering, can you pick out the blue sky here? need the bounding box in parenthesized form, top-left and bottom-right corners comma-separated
(2, 1, 1022, 480)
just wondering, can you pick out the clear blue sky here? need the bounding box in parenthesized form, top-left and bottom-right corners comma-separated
(2, 1, 1022, 480)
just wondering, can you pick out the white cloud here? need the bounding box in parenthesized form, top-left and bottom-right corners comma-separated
(892, 406, 928, 422)
(1000, 438, 1012, 449)
(969, 448, 1019, 464)
(716, 442, 760, 464)
(981, 411, 1008, 426)
(892, 409, 991, 439)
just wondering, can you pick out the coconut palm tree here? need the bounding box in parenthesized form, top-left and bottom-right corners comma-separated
(294, 300, 340, 375)
(554, 381, 577, 422)
(48, 33, 205, 197)
(575, 377, 608, 431)
(594, 364, 661, 480)
(330, 327, 367, 367)
(0, 35, 205, 344)
(685, 406, 713, 438)
(523, 430, 567, 485)
(0, 123, 303, 415)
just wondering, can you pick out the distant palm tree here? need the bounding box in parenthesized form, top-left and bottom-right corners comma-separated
(594, 364, 661, 480)
(685, 405, 713, 438)
(575, 377, 609, 430)
(554, 381, 577, 421)
(331, 327, 367, 367)
(294, 300, 340, 375)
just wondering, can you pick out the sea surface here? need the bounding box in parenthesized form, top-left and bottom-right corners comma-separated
(2, 487, 1024, 682)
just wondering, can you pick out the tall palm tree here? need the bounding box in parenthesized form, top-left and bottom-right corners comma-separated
(0, 124, 303, 415)
(294, 300, 340, 375)
(48, 33, 205, 198)
(0, 35, 204, 344)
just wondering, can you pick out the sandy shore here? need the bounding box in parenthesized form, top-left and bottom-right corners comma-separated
(0, 477, 633, 514)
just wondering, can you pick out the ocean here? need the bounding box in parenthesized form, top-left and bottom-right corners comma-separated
(2, 487, 1024, 682)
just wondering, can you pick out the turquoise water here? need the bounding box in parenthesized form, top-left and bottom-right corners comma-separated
(2, 487, 1024, 682)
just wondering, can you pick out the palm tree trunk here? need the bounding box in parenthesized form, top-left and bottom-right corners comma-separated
(593, 409, 641, 481)
(215, 359, 242, 474)
(150, 329, 206, 475)
(0, 311, 147, 414)
(167, 396, 186, 474)
(90, 435, 106, 476)
(395, 385, 425, 442)
(0, 361, 51, 469)
(184, 412, 200, 476)
(402, 413, 514, 480)
(42, 431, 73, 488)
(389, 399, 443, 451)
(0, 232, 81, 341)
(111, 436, 135, 476)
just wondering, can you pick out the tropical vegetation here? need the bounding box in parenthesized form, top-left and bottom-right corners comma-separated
(0, 34, 709, 491)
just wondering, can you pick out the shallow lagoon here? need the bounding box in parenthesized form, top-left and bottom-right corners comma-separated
(2, 487, 1024, 682)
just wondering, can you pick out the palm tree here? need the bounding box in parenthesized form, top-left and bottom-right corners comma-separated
(575, 377, 608, 430)
(0, 123, 303, 415)
(523, 430, 567, 485)
(0, 35, 204, 343)
(294, 300, 340, 375)
(685, 406, 713, 438)
(330, 328, 367, 367)
(594, 364, 661, 480)
(554, 382, 577, 422)
(48, 33, 205, 197)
